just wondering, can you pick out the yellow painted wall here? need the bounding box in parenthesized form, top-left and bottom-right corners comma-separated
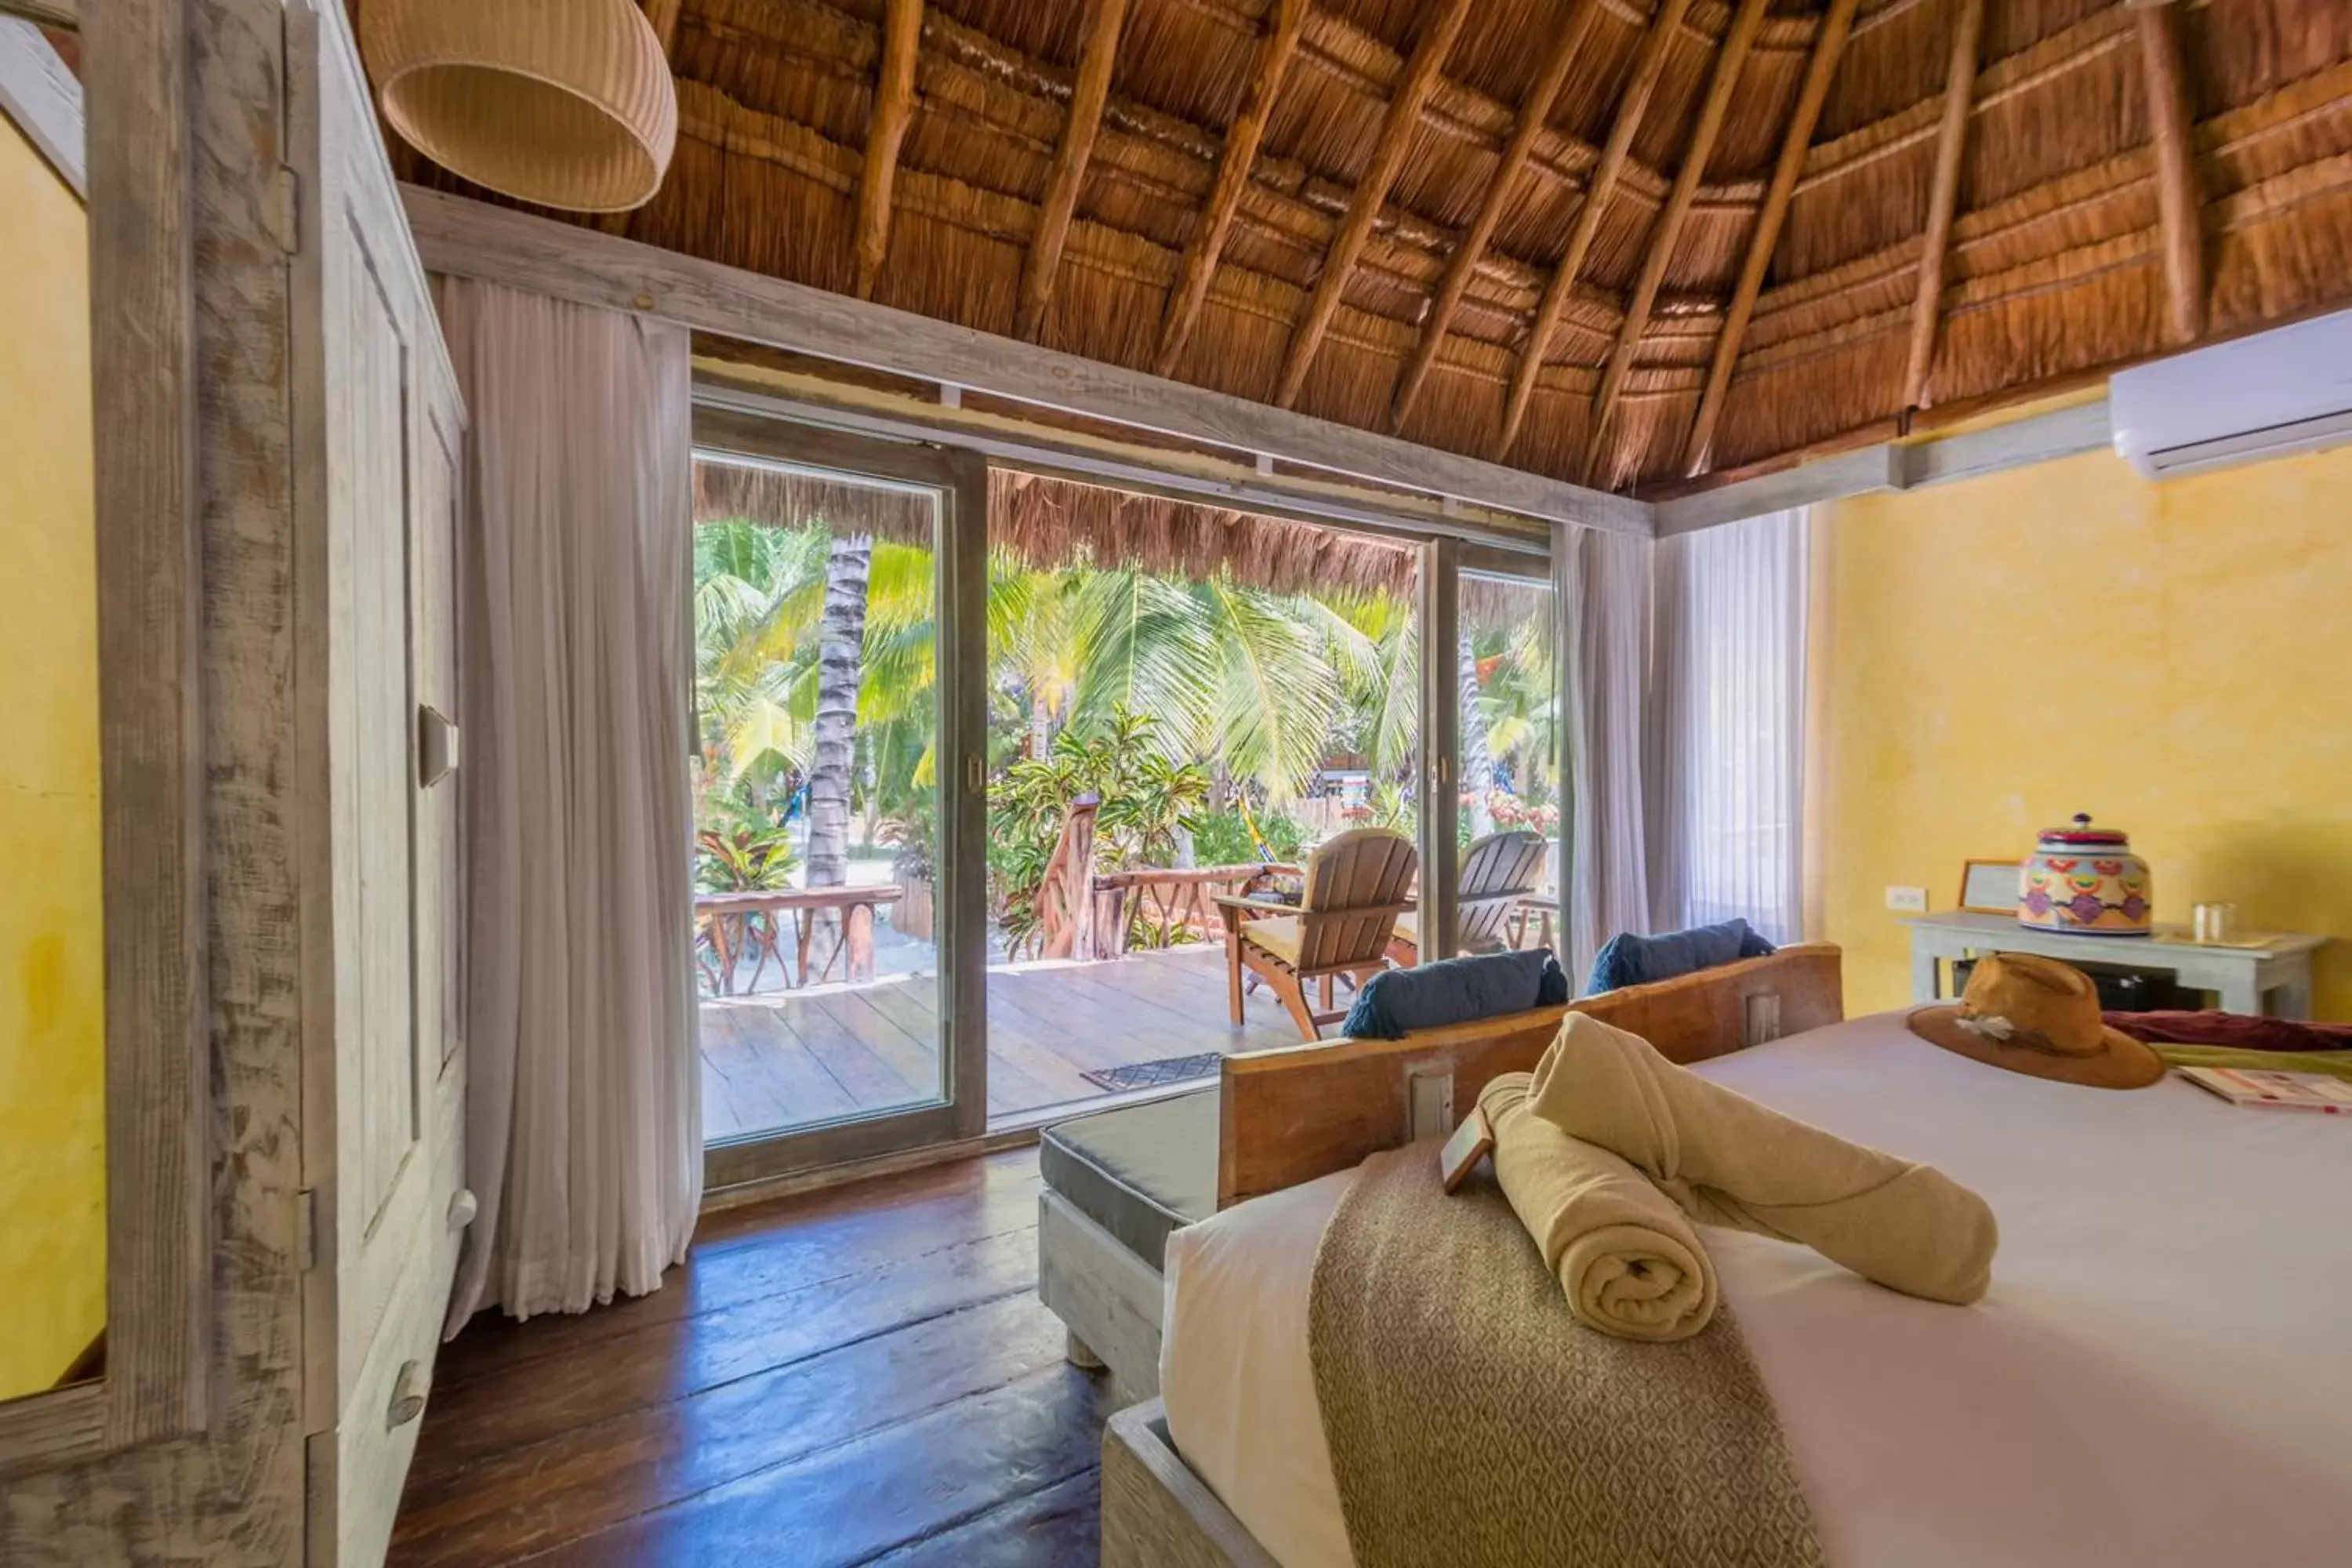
(1807, 429, 2352, 1022)
(0, 114, 105, 1398)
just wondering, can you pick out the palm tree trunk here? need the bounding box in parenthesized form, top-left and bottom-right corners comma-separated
(1459, 624, 1495, 837)
(1029, 690, 1055, 758)
(807, 534, 873, 919)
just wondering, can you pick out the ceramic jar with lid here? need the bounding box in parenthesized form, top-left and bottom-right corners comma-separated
(2019, 813, 2152, 936)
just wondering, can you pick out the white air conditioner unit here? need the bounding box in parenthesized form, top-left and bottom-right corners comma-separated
(2108, 307, 2352, 480)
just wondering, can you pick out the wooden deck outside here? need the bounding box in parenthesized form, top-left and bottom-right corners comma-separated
(699, 944, 1301, 1138)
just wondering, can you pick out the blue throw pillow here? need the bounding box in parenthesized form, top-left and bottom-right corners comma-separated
(1586, 919, 1776, 996)
(1341, 949, 1571, 1041)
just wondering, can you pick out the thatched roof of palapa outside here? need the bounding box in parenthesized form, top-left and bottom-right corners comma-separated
(695, 455, 1425, 597)
(392, 0, 2352, 497)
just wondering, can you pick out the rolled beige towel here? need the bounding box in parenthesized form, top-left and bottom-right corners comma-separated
(1477, 1073, 1719, 1342)
(1525, 1013, 1998, 1305)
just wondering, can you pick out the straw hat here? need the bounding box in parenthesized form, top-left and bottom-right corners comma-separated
(1907, 953, 2166, 1091)
(361, 0, 679, 213)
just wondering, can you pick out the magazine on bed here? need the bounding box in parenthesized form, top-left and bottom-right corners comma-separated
(2176, 1065, 2352, 1115)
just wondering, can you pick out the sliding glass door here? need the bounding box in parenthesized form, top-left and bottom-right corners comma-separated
(688, 413, 987, 1189)
(980, 482, 1428, 1126)
(681, 396, 1560, 1174)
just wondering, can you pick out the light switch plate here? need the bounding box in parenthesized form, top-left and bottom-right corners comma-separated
(1405, 1063, 1455, 1143)
(1886, 885, 1928, 913)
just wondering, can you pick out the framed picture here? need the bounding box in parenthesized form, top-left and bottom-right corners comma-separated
(1959, 859, 2022, 915)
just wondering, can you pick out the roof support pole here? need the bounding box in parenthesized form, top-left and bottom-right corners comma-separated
(851, 0, 923, 299)
(1154, 0, 1310, 377)
(1902, 0, 1985, 412)
(1387, 0, 1601, 433)
(1581, 0, 1770, 486)
(1679, 0, 1859, 477)
(2131, 0, 2205, 347)
(1014, 0, 1132, 341)
(1273, 0, 1475, 409)
(1490, 0, 1694, 464)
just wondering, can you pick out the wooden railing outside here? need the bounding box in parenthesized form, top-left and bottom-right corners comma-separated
(1089, 862, 1304, 959)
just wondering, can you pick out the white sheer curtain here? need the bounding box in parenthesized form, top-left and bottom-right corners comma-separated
(438, 278, 702, 1330)
(1555, 524, 1654, 989)
(1647, 508, 1809, 944)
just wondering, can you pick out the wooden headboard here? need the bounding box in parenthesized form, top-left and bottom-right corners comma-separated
(1214, 944, 1844, 1209)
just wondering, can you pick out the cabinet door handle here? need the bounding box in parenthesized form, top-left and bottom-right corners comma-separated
(447, 1188, 478, 1231)
(387, 1360, 430, 1430)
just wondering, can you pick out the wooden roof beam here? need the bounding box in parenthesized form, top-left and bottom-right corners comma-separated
(1155, 0, 1310, 377)
(850, 0, 923, 299)
(1014, 0, 1132, 341)
(1581, 0, 1769, 485)
(2131, 0, 2204, 346)
(1272, 0, 1475, 410)
(1387, 0, 1602, 433)
(1901, 0, 1984, 411)
(1680, 0, 1858, 477)
(1491, 0, 1694, 464)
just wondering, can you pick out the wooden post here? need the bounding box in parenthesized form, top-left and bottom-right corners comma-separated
(1491, 0, 1694, 464)
(1014, 0, 1131, 341)
(1680, 0, 1859, 477)
(1273, 0, 1474, 409)
(2132, 0, 2204, 346)
(1902, 0, 1985, 412)
(851, 0, 923, 299)
(1155, 0, 1308, 376)
(1388, 0, 1599, 433)
(1420, 538, 1461, 960)
(1581, 0, 1770, 486)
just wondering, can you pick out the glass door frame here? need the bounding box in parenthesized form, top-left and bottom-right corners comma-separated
(690, 405, 990, 1193)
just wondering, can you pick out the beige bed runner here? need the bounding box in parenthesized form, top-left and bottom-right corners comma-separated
(1308, 1142, 1824, 1568)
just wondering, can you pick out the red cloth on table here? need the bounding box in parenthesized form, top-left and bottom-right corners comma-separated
(2102, 1011, 2352, 1052)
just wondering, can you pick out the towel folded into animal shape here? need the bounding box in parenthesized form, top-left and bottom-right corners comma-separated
(1477, 1073, 1720, 1341)
(1524, 1012, 1998, 1305)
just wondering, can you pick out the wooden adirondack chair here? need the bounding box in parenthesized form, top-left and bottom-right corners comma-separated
(1391, 829, 1548, 962)
(1223, 828, 1418, 1041)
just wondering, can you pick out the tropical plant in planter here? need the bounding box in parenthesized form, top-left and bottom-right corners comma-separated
(988, 706, 1210, 956)
(695, 792, 800, 893)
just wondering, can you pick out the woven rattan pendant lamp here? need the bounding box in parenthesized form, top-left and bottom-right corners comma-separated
(361, 0, 679, 213)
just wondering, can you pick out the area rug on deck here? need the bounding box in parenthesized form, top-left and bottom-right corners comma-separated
(1081, 1053, 1225, 1093)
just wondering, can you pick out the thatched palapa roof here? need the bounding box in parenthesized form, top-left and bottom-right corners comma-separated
(695, 454, 1425, 596)
(396, 0, 2352, 496)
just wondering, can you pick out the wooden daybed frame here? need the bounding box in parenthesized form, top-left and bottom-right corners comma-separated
(1036, 944, 1844, 1550)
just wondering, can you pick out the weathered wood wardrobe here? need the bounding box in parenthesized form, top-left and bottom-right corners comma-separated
(0, 2, 466, 1562)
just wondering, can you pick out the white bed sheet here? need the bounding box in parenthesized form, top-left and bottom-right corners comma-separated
(1160, 1011, 2352, 1568)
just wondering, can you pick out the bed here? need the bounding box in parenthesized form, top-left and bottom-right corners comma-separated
(1040, 945, 1841, 1403)
(1119, 1000, 2352, 1567)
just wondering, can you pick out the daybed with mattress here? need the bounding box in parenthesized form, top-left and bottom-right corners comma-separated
(1094, 946, 2352, 1566)
(1036, 945, 1833, 1402)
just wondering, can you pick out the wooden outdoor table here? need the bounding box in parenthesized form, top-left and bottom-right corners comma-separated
(695, 885, 905, 995)
(1507, 893, 1559, 955)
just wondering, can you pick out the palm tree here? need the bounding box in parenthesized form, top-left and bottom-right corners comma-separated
(1460, 624, 1496, 835)
(804, 532, 873, 902)
(693, 521, 1442, 858)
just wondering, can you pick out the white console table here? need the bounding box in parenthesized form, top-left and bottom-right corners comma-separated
(1904, 912, 2328, 1018)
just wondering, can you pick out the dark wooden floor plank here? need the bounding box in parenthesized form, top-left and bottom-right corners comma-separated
(533, 1365, 1109, 1568)
(393, 1152, 1110, 1568)
(389, 1293, 1072, 1568)
(413, 1227, 1039, 1478)
(427, 1156, 1044, 1400)
(867, 1468, 1102, 1568)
